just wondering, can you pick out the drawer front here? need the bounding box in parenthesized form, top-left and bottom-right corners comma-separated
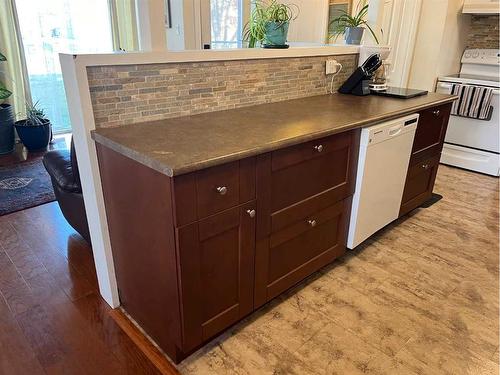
(196, 161, 240, 219)
(271, 187, 340, 234)
(254, 198, 350, 306)
(270, 131, 357, 212)
(174, 158, 256, 226)
(411, 104, 451, 163)
(399, 154, 440, 217)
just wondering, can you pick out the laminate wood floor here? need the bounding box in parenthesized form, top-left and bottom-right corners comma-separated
(0, 165, 498, 375)
(179, 165, 499, 375)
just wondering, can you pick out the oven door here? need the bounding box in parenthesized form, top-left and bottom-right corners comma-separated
(436, 81, 500, 153)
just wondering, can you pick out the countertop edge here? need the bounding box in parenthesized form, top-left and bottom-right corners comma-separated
(91, 95, 458, 177)
(92, 132, 175, 177)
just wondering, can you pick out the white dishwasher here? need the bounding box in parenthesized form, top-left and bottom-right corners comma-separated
(347, 113, 419, 249)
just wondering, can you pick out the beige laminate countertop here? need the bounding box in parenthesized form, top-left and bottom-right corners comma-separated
(91, 92, 457, 177)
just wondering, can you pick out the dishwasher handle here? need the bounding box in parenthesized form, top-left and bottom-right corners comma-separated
(364, 113, 419, 146)
(388, 124, 403, 137)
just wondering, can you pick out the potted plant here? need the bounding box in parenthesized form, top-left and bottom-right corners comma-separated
(0, 51, 15, 155)
(243, 0, 298, 48)
(329, 0, 379, 45)
(15, 101, 52, 152)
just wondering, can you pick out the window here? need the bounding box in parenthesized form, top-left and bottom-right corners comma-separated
(210, 0, 243, 49)
(16, 0, 113, 134)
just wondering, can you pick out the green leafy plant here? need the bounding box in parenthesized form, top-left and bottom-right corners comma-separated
(0, 52, 13, 101)
(243, 0, 298, 48)
(329, 0, 379, 44)
(22, 100, 47, 126)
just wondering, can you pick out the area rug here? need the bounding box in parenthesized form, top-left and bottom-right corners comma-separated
(0, 159, 55, 216)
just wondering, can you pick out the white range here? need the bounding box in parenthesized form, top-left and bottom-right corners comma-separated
(436, 49, 500, 176)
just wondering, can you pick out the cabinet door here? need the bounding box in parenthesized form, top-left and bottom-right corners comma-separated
(411, 103, 451, 163)
(399, 155, 440, 217)
(177, 202, 256, 352)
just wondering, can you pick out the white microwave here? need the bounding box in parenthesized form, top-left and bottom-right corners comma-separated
(463, 0, 500, 14)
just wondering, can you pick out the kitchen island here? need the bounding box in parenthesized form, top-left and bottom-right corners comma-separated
(92, 92, 456, 363)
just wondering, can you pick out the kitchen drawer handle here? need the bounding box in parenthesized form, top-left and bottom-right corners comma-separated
(422, 164, 430, 170)
(432, 109, 440, 117)
(216, 186, 228, 195)
(314, 145, 324, 153)
(246, 209, 256, 218)
(308, 219, 317, 227)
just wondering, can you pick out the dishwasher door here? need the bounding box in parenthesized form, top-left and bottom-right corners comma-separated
(347, 114, 419, 249)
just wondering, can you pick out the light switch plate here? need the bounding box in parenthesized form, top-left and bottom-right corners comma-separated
(326, 60, 340, 75)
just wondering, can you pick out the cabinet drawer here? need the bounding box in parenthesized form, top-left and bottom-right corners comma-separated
(270, 131, 357, 212)
(271, 187, 340, 234)
(411, 104, 451, 163)
(399, 154, 440, 216)
(255, 198, 350, 306)
(174, 158, 256, 226)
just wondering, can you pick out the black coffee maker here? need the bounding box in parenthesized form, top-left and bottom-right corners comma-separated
(338, 53, 382, 96)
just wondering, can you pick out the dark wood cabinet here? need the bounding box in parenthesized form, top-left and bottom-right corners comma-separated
(96, 129, 359, 363)
(255, 199, 350, 305)
(400, 155, 440, 216)
(400, 103, 452, 216)
(410, 104, 451, 164)
(177, 201, 256, 351)
(254, 130, 360, 307)
(95, 102, 451, 364)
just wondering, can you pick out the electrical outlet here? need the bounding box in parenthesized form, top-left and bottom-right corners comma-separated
(326, 60, 340, 75)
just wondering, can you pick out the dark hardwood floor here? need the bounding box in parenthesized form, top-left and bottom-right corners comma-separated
(0, 137, 69, 168)
(0, 202, 170, 374)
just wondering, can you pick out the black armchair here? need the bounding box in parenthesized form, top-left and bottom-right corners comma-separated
(43, 138, 91, 244)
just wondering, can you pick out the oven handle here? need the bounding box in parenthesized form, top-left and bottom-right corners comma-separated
(437, 81, 500, 96)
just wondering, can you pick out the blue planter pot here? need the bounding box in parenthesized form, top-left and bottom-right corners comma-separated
(264, 21, 289, 46)
(345, 26, 364, 45)
(0, 104, 15, 155)
(15, 119, 51, 152)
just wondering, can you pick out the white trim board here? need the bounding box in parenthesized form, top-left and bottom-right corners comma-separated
(62, 45, 359, 67)
(59, 46, 359, 308)
(60, 53, 119, 307)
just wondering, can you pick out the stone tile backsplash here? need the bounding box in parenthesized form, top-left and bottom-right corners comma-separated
(466, 15, 499, 49)
(87, 54, 357, 128)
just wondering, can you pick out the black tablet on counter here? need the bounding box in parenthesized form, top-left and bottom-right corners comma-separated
(371, 87, 428, 99)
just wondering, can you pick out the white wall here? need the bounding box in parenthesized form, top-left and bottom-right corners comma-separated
(437, 0, 471, 76)
(287, 0, 329, 44)
(367, 0, 422, 88)
(408, 0, 471, 91)
(166, 0, 186, 50)
(136, 0, 167, 50)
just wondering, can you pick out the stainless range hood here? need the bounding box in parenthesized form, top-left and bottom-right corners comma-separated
(463, 0, 500, 14)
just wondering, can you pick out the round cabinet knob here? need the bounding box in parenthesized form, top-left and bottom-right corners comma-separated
(314, 145, 324, 153)
(246, 209, 256, 218)
(308, 219, 317, 227)
(422, 164, 430, 170)
(216, 186, 228, 195)
(432, 109, 440, 117)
